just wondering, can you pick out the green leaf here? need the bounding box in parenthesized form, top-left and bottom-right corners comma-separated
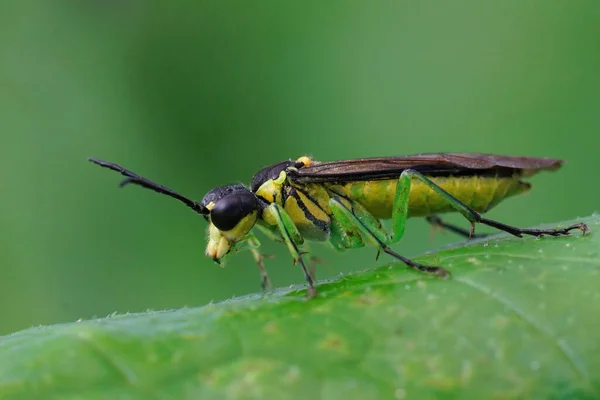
(1, 216, 599, 399)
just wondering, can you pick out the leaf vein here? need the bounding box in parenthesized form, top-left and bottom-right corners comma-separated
(452, 276, 591, 386)
(71, 332, 146, 394)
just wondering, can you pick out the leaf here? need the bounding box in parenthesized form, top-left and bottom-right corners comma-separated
(1, 216, 599, 399)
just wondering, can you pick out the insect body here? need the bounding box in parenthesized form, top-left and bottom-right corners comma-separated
(89, 153, 588, 296)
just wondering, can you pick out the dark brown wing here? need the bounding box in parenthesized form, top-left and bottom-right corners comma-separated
(289, 153, 563, 184)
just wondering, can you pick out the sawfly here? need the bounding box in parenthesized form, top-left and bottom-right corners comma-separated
(89, 153, 588, 296)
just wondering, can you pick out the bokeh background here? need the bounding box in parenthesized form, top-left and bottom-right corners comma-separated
(1, 1, 598, 336)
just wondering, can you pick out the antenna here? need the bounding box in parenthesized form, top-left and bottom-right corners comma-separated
(88, 158, 208, 215)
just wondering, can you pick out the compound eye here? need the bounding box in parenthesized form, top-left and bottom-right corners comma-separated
(210, 192, 258, 231)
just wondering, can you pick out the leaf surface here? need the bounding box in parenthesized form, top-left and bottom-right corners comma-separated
(1, 216, 599, 399)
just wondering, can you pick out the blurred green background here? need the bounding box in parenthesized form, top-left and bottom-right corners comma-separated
(0, 1, 598, 336)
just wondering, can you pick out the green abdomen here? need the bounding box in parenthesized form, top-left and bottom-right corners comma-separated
(327, 176, 530, 219)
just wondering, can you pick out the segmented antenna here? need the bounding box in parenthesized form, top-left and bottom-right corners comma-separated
(88, 158, 208, 215)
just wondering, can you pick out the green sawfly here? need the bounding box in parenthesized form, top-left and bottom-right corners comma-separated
(89, 153, 588, 296)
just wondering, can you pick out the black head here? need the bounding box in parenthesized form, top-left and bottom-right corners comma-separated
(200, 184, 260, 231)
(201, 184, 262, 262)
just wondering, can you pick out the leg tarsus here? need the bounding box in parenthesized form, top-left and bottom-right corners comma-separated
(383, 246, 450, 278)
(300, 250, 321, 283)
(576, 223, 591, 235)
(291, 252, 316, 295)
(246, 235, 273, 291)
(469, 222, 476, 239)
(309, 258, 317, 284)
(426, 215, 490, 240)
(298, 257, 316, 295)
(263, 203, 316, 296)
(254, 253, 274, 291)
(478, 217, 589, 238)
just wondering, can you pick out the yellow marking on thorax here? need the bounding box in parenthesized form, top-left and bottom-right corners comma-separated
(292, 183, 332, 213)
(255, 171, 287, 204)
(255, 172, 333, 241)
(327, 176, 529, 219)
(296, 155, 312, 167)
(283, 185, 330, 241)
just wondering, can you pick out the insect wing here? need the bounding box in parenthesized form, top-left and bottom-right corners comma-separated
(289, 153, 563, 183)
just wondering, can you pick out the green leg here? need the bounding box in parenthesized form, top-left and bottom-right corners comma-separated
(390, 170, 481, 242)
(263, 203, 316, 296)
(328, 197, 367, 250)
(255, 222, 285, 243)
(398, 169, 588, 238)
(329, 197, 449, 277)
(391, 171, 411, 243)
(244, 233, 272, 291)
(390, 169, 479, 243)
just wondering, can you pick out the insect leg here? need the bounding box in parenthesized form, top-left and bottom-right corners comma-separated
(328, 197, 366, 251)
(299, 242, 320, 283)
(390, 170, 411, 243)
(402, 169, 589, 238)
(263, 203, 316, 296)
(328, 195, 394, 250)
(389, 173, 486, 243)
(254, 223, 285, 243)
(254, 223, 323, 287)
(329, 197, 450, 277)
(426, 215, 490, 239)
(244, 233, 272, 291)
